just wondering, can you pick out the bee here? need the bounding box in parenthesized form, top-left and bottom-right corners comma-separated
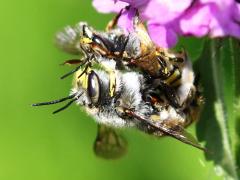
(55, 8, 188, 108)
(33, 58, 205, 158)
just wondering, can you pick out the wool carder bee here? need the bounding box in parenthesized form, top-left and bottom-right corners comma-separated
(33, 57, 205, 158)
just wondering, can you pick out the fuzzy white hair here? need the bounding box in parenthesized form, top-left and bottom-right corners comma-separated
(71, 69, 150, 128)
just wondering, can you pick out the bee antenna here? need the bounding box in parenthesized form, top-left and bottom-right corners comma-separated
(52, 98, 77, 114)
(77, 63, 90, 78)
(32, 93, 76, 106)
(60, 57, 90, 79)
(52, 92, 83, 114)
(60, 65, 82, 79)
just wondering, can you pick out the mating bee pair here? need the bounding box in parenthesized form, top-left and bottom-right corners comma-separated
(33, 8, 205, 158)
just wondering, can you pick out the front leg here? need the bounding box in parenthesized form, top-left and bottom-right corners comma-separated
(105, 6, 130, 31)
(60, 57, 89, 79)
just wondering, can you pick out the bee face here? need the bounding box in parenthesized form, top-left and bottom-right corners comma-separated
(72, 68, 150, 128)
(73, 68, 107, 108)
(74, 68, 102, 106)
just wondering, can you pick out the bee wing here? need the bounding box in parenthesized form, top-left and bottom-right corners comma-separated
(55, 25, 82, 55)
(158, 124, 205, 151)
(94, 124, 128, 159)
(129, 111, 205, 151)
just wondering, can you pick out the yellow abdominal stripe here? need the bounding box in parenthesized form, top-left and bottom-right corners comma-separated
(164, 69, 181, 85)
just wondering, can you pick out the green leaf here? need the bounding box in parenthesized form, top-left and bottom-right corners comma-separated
(194, 38, 240, 179)
(174, 37, 205, 61)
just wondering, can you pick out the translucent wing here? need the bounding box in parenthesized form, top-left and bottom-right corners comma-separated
(55, 24, 83, 55)
(94, 124, 128, 159)
(127, 110, 205, 151)
(159, 124, 205, 151)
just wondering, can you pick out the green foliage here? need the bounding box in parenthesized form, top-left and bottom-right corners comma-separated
(194, 38, 240, 179)
(0, 0, 238, 179)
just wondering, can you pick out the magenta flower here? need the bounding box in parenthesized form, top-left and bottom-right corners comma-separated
(92, 0, 240, 47)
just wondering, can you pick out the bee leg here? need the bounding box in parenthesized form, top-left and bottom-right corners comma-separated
(60, 57, 88, 79)
(133, 9, 148, 32)
(105, 7, 126, 31)
(176, 47, 187, 62)
(133, 9, 140, 28)
(169, 48, 187, 63)
(77, 62, 91, 79)
(60, 59, 84, 66)
(60, 54, 94, 80)
(160, 48, 187, 63)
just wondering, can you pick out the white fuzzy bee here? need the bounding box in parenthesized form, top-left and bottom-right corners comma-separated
(33, 58, 205, 158)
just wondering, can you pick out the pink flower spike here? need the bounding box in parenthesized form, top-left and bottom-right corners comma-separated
(92, 0, 240, 47)
(119, 0, 149, 8)
(180, 4, 212, 37)
(142, 0, 193, 24)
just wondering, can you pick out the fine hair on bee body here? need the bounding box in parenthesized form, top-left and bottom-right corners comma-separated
(33, 60, 205, 151)
(71, 66, 151, 128)
(33, 7, 205, 155)
(55, 7, 191, 111)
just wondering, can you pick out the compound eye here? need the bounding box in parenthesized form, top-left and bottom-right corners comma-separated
(88, 71, 101, 105)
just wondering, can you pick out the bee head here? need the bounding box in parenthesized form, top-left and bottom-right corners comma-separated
(77, 22, 110, 55)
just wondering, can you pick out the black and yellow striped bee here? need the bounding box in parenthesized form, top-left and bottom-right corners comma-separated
(33, 56, 205, 158)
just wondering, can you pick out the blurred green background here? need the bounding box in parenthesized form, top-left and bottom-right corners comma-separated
(0, 0, 222, 179)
